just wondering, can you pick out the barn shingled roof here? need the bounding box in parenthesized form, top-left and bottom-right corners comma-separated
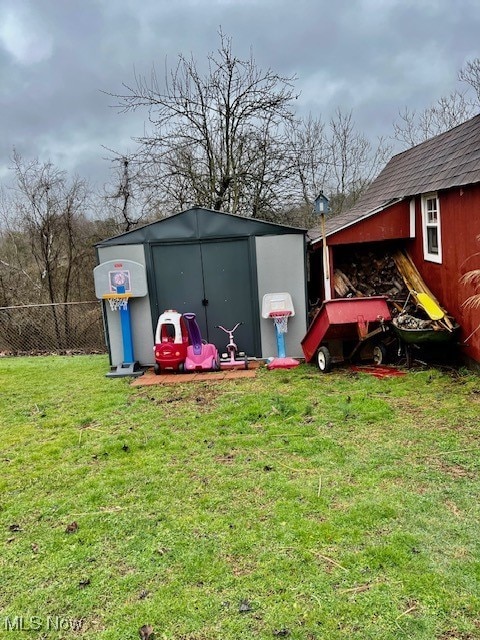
(309, 112, 480, 244)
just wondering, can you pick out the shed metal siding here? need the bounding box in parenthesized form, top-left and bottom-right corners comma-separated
(96, 208, 307, 365)
(255, 234, 307, 358)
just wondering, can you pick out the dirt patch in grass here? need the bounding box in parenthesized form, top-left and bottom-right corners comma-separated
(437, 632, 479, 639)
(137, 384, 220, 415)
(444, 500, 463, 517)
(432, 461, 477, 479)
(214, 452, 237, 464)
(468, 389, 480, 403)
(223, 554, 257, 577)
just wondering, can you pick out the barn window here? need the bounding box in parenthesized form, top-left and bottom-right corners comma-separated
(421, 193, 442, 263)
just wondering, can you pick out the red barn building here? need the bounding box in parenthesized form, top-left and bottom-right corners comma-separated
(309, 114, 480, 366)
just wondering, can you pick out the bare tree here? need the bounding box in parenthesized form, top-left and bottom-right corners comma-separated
(108, 33, 393, 224)
(288, 110, 391, 221)
(393, 91, 476, 147)
(109, 31, 299, 218)
(458, 58, 480, 102)
(0, 158, 106, 352)
(289, 115, 329, 207)
(0, 152, 92, 307)
(393, 58, 480, 148)
(0, 205, 41, 307)
(103, 153, 148, 232)
(327, 109, 390, 213)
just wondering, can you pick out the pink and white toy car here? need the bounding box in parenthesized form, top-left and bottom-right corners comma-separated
(153, 310, 189, 374)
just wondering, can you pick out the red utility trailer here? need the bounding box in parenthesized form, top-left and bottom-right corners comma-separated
(301, 296, 392, 372)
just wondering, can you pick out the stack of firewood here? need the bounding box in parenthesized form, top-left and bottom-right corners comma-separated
(333, 251, 408, 300)
(329, 249, 455, 331)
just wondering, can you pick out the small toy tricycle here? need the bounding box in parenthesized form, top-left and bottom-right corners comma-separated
(215, 323, 249, 370)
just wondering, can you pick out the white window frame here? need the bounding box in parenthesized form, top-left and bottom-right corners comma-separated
(421, 193, 442, 263)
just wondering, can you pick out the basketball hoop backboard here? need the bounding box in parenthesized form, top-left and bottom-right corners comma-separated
(93, 260, 147, 299)
(261, 292, 295, 318)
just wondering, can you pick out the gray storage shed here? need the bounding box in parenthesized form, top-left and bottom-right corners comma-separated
(96, 207, 307, 366)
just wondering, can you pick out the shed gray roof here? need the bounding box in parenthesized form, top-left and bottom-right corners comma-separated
(309, 112, 480, 243)
(97, 206, 306, 247)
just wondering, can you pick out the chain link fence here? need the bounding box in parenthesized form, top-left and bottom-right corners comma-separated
(0, 301, 107, 356)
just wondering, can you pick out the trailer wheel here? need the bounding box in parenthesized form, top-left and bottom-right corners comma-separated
(317, 346, 332, 373)
(373, 343, 388, 365)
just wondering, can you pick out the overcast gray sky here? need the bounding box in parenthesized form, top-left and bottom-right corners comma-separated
(1, 0, 479, 191)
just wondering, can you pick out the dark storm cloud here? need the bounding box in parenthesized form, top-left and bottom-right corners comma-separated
(0, 0, 479, 188)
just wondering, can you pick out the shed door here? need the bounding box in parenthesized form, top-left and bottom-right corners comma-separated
(151, 240, 258, 355)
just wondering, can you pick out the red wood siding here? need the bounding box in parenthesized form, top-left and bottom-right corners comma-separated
(313, 184, 480, 364)
(408, 184, 480, 364)
(328, 200, 411, 246)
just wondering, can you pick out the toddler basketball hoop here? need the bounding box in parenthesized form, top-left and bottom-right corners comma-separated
(93, 260, 147, 377)
(262, 293, 299, 370)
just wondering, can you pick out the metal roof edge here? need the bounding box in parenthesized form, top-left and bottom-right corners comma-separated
(96, 206, 307, 247)
(189, 206, 307, 232)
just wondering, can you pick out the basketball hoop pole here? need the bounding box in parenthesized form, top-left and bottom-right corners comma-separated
(267, 310, 300, 370)
(103, 285, 142, 378)
(272, 315, 287, 358)
(117, 285, 134, 364)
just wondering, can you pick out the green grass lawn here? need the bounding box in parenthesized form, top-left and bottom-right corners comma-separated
(1, 355, 479, 639)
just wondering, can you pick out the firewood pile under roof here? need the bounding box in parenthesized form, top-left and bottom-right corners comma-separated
(330, 248, 455, 333)
(333, 250, 408, 302)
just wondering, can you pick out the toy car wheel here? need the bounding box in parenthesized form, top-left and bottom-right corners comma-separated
(373, 343, 387, 365)
(178, 363, 185, 373)
(317, 346, 332, 373)
(154, 363, 161, 375)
